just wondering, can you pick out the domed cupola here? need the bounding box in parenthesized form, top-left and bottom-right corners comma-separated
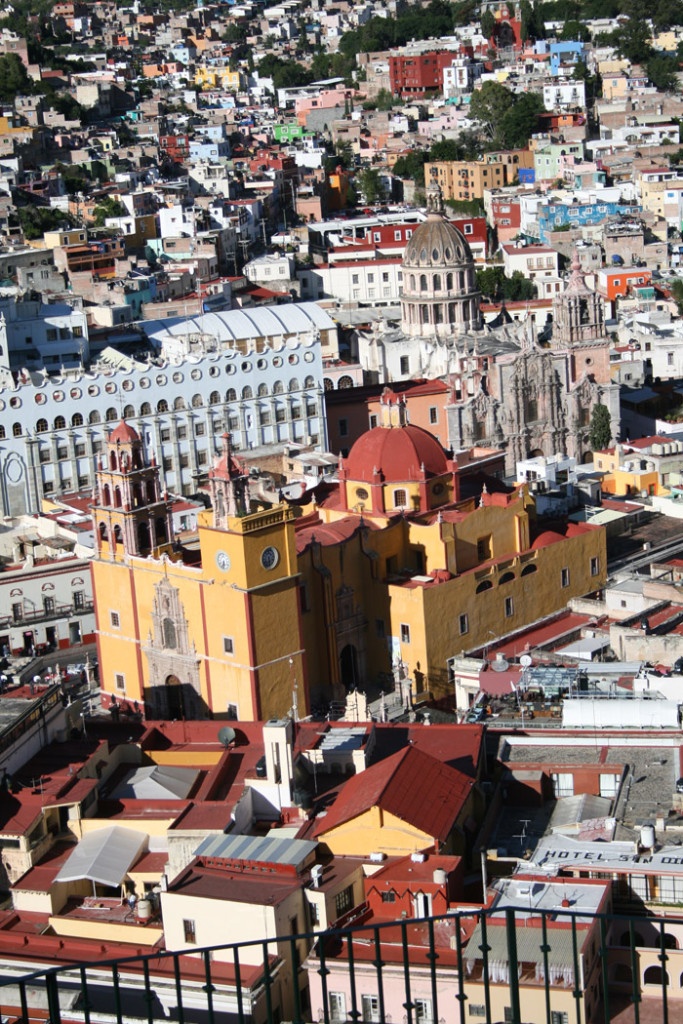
(401, 176, 481, 338)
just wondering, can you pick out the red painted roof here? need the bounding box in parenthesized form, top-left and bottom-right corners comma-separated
(313, 745, 473, 842)
(108, 420, 140, 444)
(344, 424, 449, 483)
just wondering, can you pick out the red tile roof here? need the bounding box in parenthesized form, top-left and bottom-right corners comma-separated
(313, 745, 473, 843)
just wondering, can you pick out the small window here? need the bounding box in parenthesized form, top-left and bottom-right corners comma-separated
(393, 488, 407, 509)
(329, 993, 346, 1023)
(115, 673, 125, 692)
(400, 355, 410, 376)
(459, 613, 469, 635)
(183, 919, 196, 944)
(369, 414, 378, 429)
(561, 567, 570, 588)
(590, 556, 599, 576)
(361, 994, 380, 1023)
(504, 596, 514, 618)
(375, 619, 386, 638)
(223, 636, 234, 655)
(469, 1009, 486, 1019)
(381, 891, 396, 902)
(110, 611, 120, 628)
(338, 418, 348, 438)
(429, 406, 438, 424)
(400, 623, 411, 644)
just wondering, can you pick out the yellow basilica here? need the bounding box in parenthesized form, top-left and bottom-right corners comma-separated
(91, 398, 607, 720)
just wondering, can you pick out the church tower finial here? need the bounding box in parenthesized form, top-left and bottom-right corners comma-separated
(209, 434, 249, 528)
(426, 169, 444, 217)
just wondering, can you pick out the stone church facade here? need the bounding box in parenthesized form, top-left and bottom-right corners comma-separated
(359, 185, 619, 474)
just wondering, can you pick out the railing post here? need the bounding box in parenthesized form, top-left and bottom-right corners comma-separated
(45, 970, 61, 1024)
(505, 908, 521, 1024)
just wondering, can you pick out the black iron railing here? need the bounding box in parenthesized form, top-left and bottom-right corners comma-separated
(0, 904, 677, 1024)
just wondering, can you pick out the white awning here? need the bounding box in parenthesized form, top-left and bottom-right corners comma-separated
(56, 826, 147, 888)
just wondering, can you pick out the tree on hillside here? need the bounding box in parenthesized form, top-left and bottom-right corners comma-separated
(0, 53, 31, 102)
(356, 167, 385, 205)
(646, 53, 680, 92)
(588, 404, 612, 452)
(481, 9, 495, 39)
(468, 81, 515, 139)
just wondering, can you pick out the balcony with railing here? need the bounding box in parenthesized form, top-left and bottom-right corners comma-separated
(0, 905, 676, 1024)
(0, 601, 94, 629)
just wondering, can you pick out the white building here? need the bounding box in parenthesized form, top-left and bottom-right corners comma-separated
(0, 303, 336, 517)
(298, 258, 403, 304)
(244, 253, 296, 287)
(542, 79, 586, 110)
(0, 297, 90, 372)
(501, 243, 559, 283)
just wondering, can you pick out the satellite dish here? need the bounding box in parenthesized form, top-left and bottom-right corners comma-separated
(520, 654, 533, 668)
(491, 657, 510, 673)
(217, 726, 236, 748)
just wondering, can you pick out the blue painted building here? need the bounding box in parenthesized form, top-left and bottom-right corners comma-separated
(538, 199, 642, 242)
(550, 41, 586, 76)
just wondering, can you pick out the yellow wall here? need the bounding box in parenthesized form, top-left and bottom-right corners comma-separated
(318, 806, 436, 857)
(49, 915, 163, 946)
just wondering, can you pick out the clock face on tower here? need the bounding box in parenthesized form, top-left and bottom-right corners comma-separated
(261, 545, 279, 570)
(215, 550, 231, 573)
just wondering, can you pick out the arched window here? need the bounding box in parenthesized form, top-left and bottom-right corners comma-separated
(420, 274, 427, 291)
(140, 403, 151, 416)
(173, 397, 185, 410)
(113, 524, 123, 547)
(102, 484, 111, 505)
(338, 376, 354, 389)
(273, 380, 284, 394)
(521, 564, 537, 576)
(163, 617, 176, 649)
(133, 483, 143, 506)
(157, 399, 168, 413)
(114, 487, 122, 508)
(449, 304, 456, 322)
(36, 418, 48, 433)
(323, 379, 333, 391)
(288, 378, 299, 392)
(226, 388, 237, 401)
(71, 412, 83, 427)
(434, 305, 443, 324)
(433, 274, 441, 291)
(257, 383, 268, 397)
(476, 580, 493, 593)
(54, 415, 66, 430)
(132, 448, 141, 470)
(109, 451, 117, 471)
(304, 375, 315, 388)
(192, 394, 203, 408)
(0, 425, 5, 439)
(446, 273, 453, 290)
(89, 410, 101, 424)
(209, 391, 220, 405)
(106, 408, 117, 422)
(499, 572, 515, 585)
(393, 488, 407, 508)
(242, 386, 253, 400)
(410, 275, 416, 290)
(644, 966, 668, 987)
(421, 305, 429, 324)
(123, 405, 134, 420)
(156, 517, 167, 543)
(98, 522, 107, 546)
(147, 480, 156, 502)
(138, 521, 150, 552)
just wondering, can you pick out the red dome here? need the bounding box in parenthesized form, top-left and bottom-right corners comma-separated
(531, 530, 565, 550)
(344, 425, 449, 483)
(108, 420, 140, 444)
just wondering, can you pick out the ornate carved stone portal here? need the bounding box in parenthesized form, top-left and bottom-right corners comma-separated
(143, 577, 202, 719)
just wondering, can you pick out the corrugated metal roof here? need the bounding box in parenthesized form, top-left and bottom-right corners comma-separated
(55, 826, 147, 887)
(466, 919, 581, 969)
(195, 833, 317, 867)
(111, 765, 199, 801)
(142, 301, 334, 345)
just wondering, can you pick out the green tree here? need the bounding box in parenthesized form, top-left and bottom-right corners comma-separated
(498, 92, 545, 149)
(612, 17, 653, 64)
(468, 80, 515, 140)
(376, 87, 394, 110)
(0, 53, 30, 102)
(429, 138, 464, 161)
(93, 197, 127, 226)
(561, 19, 590, 41)
(393, 150, 427, 185)
(670, 277, 683, 314)
(356, 167, 385, 204)
(588, 404, 613, 452)
(646, 53, 680, 92)
(481, 8, 495, 39)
